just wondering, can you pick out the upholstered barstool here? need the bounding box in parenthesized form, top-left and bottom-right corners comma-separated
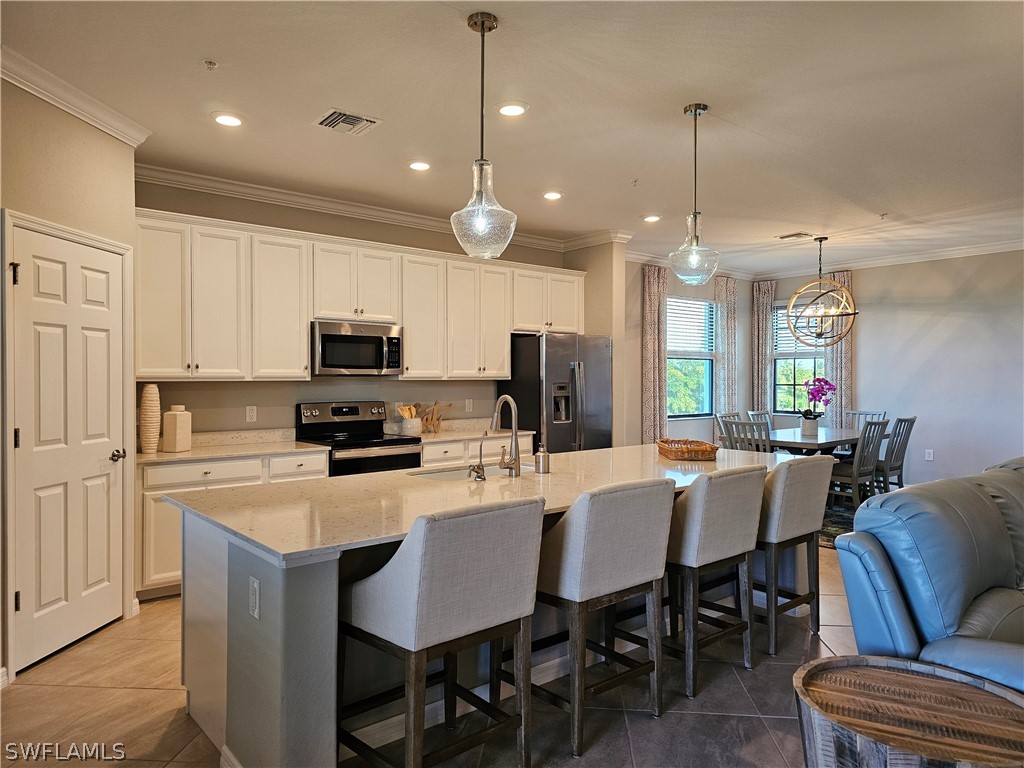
(756, 455, 834, 655)
(497, 479, 675, 757)
(664, 465, 767, 697)
(338, 497, 546, 768)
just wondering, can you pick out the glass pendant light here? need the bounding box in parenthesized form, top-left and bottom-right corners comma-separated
(450, 12, 517, 259)
(669, 103, 720, 285)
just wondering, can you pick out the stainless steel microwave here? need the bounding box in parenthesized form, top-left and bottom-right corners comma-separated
(311, 320, 402, 376)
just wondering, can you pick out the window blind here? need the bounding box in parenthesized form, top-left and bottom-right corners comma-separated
(667, 296, 714, 355)
(772, 305, 803, 355)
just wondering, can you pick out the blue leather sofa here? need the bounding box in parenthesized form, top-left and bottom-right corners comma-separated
(836, 458, 1024, 692)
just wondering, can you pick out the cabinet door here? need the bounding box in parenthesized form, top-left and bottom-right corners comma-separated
(312, 243, 358, 320)
(547, 274, 582, 333)
(135, 219, 191, 378)
(401, 255, 446, 379)
(512, 269, 547, 333)
(357, 248, 401, 324)
(479, 266, 512, 378)
(446, 262, 481, 377)
(141, 489, 185, 589)
(252, 234, 311, 380)
(191, 226, 250, 379)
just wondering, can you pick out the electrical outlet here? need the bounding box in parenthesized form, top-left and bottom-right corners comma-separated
(245, 405, 257, 423)
(248, 576, 260, 619)
(465, 398, 473, 413)
(924, 449, 934, 461)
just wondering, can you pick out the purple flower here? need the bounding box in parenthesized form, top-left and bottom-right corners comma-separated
(802, 377, 837, 412)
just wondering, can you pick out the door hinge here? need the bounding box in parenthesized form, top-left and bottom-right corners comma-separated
(9, 262, 19, 285)
(14, 591, 21, 612)
(13, 427, 19, 448)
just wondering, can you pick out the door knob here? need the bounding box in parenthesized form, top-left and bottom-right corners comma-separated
(109, 449, 127, 462)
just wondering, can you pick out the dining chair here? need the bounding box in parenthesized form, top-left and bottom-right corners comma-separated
(875, 416, 917, 492)
(834, 409, 887, 459)
(747, 410, 774, 429)
(829, 420, 888, 509)
(338, 497, 545, 768)
(715, 412, 741, 447)
(726, 419, 772, 454)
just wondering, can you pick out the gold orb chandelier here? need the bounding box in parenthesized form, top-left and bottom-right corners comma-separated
(786, 237, 858, 347)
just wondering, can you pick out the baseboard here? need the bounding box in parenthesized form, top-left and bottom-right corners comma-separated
(0, 666, 8, 689)
(219, 744, 243, 768)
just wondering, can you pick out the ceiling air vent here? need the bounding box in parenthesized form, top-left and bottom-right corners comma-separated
(315, 109, 380, 136)
(775, 231, 813, 241)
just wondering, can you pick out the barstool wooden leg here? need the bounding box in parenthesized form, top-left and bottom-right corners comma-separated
(514, 615, 532, 768)
(568, 600, 586, 757)
(669, 572, 680, 640)
(646, 579, 663, 717)
(443, 651, 457, 730)
(808, 533, 820, 634)
(488, 638, 503, 705)
(739, 553, 753, 671)
(337, 628, 346, 737)
(405, 649, 427, 768)
(766, 542, 780, 656)
(603, 605, 616, 664)
(682, 566, 699, 699)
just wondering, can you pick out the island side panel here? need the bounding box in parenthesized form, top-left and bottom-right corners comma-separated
(226, 544, 339, 768)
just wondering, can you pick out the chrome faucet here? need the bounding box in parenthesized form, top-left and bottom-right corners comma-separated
(468, 430, 487, 481)
(491, 395, 521, 477)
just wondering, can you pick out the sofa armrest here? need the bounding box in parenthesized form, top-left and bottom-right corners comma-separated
(835, 532, 922, 658)
(920, 636, 1024, 693)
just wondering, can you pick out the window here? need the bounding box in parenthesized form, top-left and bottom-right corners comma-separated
(666, 296, 715, 417)
(772, 306, 823, 413)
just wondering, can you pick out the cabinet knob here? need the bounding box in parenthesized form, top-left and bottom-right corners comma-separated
(186, 363, 191, 370)
(304, 364, 309, 371)
(482, 366, 487, 371)
(202, 470, 211, 475)
(405, 366, 409, 371)
(354, 308, 359, 314)
(297, 462, 304, 468)
(443, 450, 449, 454)
(194, 363, 200, 371)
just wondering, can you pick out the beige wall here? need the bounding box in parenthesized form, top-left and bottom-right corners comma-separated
(135, 182, 563, 269)
(2, 83, 136, 245)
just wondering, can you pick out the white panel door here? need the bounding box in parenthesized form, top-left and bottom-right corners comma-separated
(12, 227, 124, 670)
(446, 262, 480, 378)
(547, 274, 582, 333)
(357, 248, 401, 324)
(400, 255, 446, 379)
(140, 490, 184, 589)
(251, 234, 311, 380)
(512, 269, 546, 333)
(312, 242, 358, 320)
(191, 226, 250, 379)
(479, 266, 512, 378)
(135, 219, 191, 378)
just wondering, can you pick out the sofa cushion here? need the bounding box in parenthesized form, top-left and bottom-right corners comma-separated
(854, 478, 1017, 643)
(976, 467, 1024, 589)
(956, 587, 1024, 643)
(920, 636, 1024, 693)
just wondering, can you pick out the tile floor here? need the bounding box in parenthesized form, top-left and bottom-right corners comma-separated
(1, 549, 853, 767)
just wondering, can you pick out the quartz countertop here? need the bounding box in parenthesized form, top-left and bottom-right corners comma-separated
(136, 441, 328, 465)
(164, 445, 800, 566)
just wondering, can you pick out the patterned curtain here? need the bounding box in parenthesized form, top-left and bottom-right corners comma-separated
(751, 280, 776, 413)
(824, 270, 854, 429)
(713, 276, 738, 442)
(641, 265, 668, 443)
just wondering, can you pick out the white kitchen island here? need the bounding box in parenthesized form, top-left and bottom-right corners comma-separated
(165, 445, 800, 768)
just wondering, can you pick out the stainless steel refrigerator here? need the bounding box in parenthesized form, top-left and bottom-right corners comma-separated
(497, 333, 612, 454)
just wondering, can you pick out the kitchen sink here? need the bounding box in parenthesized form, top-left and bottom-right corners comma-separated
(411, 464, 535, 481)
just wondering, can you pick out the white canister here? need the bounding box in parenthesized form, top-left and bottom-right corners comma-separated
(163, 405, 192, 452)
(400, 418, 423, 436)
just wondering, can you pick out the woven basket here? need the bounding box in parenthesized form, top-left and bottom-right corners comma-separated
(656, 438, 719, 461)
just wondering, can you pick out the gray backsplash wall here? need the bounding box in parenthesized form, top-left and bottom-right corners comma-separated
(138, 379, 498, 432)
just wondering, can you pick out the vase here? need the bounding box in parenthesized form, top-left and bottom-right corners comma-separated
(162, 404, 192, 453)
(139, 383, 161, 454)
(801, 417, 819, 438)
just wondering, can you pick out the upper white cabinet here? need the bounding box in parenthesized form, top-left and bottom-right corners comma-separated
(512, 268, 583, 333)
(135, 219, 250, 379)
(313, 244, 400, 324)
(446, 262, 511, 379)
(400, 254, 446, 379)
(252, 234, 311, 380)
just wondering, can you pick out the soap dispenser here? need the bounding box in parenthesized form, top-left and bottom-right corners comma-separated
(534, 444, 550, 474)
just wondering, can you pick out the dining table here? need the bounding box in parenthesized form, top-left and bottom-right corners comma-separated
(769, 426, 875, 456)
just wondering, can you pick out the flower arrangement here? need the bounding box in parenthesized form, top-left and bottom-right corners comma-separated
(801, 377, 836, 420)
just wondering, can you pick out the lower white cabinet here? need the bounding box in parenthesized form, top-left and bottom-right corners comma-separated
(135, 449, 328, 593)
(420, 433, 535, 469)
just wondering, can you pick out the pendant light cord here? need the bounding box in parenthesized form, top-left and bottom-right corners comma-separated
(479, 26, 486, 162)
(692, 109, 699, 216)
(818, 239, 824, 281)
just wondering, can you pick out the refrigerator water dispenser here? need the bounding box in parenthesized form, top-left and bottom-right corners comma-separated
(552, 382, 572, 423)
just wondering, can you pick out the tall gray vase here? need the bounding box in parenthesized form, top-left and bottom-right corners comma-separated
(140, 383, 161, 454)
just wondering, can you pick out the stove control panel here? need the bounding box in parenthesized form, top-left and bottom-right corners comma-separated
(297, 401, 387, 423)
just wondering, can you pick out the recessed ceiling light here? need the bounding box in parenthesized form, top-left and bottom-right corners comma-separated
(409, 161, 431, 171)
(642, 215, 662, 223)
(497, 101, 529, 117)
(543, 191, 563, 200)
(212, 112, 244, 127)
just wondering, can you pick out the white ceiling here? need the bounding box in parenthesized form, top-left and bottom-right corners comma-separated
(3, 1, 1022, 276)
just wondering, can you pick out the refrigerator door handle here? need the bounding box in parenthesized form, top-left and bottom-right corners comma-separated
(576, 360, 586, 450)
(570, 361, 580, 450)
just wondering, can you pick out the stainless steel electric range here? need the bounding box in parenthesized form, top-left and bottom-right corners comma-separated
(295, 401, 422, 476)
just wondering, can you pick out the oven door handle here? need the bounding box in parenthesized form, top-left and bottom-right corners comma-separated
(332, 445, 422, 461)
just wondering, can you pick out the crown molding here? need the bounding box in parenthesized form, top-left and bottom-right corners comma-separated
(135, 164, 565, 252)
(563, 230, 635, 251)
(1, 46, 151, 148)
(625, 250, 758, 281)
